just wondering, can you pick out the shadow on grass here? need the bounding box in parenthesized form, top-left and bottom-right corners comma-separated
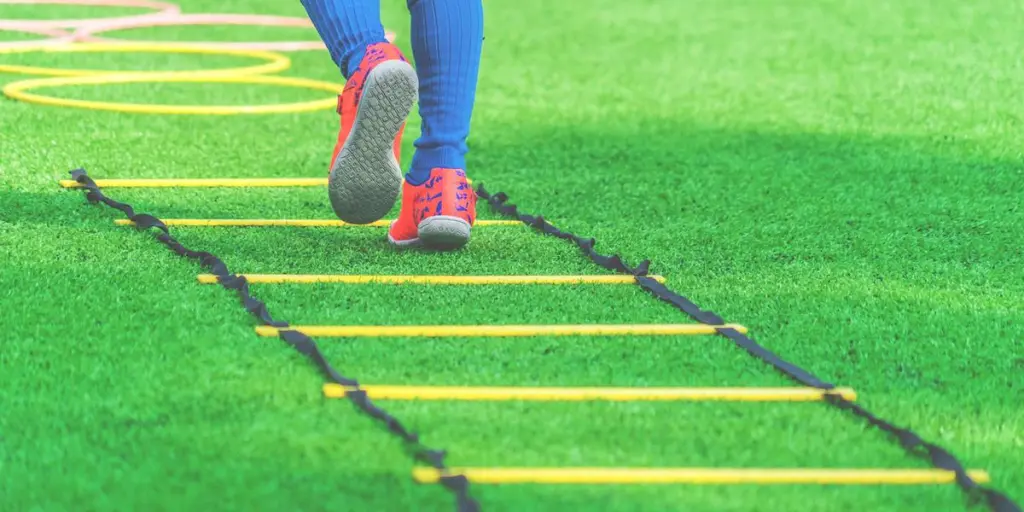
(471, 121, 1020, 229)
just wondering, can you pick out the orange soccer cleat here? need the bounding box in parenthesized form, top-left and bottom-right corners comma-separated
(387, 168, 477, 250)
(327, 42, 418, 225)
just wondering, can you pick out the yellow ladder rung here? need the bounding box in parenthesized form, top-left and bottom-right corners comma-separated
(61, 178, 327, 188)
(60, 176, 471, 188)
(113, 218, 519, 227)
(198, 274, 663, 285)
(257, 323, 747, 338)
(322, 384, 856, 402)
(411, 467, 989, 485)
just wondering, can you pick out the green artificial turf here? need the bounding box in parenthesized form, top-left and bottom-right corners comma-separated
(1, 0, 1022, 510)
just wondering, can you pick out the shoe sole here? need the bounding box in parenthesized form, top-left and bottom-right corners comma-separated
(418, 215, 472, 250)
(386, 231, 420, 248)
(328, 60, 418, 225)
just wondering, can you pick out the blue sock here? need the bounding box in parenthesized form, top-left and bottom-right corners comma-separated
(405, 0, 484, 185)
(301, 0, 388, 78)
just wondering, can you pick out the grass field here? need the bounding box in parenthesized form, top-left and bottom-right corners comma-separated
(1, 0, 1022, 510)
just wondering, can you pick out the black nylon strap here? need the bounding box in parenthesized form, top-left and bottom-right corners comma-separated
(69, 168, 480, 512)
(477, 183, 1021, 512)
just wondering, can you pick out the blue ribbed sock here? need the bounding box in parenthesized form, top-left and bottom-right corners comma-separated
(301, 0, 388, 78)
(405, 0, 484, 185)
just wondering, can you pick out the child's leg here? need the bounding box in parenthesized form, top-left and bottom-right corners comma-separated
(405, 0, 485, 185)
(302, 0, 418, 225)
(385, 0, 484, 249)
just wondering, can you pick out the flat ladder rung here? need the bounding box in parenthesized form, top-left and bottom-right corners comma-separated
(198, 274, 663, 285)
(114, 218, 518, 227)
(257, 323, 748, 338)
(323, 384, 856, 402)
(411, 467, 989, 485)
(60, 177, 472, 188)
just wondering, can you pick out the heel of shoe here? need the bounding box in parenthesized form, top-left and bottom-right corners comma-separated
(418, 215, 472, 250)
(328, 61, 418, 225)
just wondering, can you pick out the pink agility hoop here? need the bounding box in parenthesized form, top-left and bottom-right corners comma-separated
(0, 0, 180, 29)
(0, 23, 73, 48)
(73, 12, 397, 51)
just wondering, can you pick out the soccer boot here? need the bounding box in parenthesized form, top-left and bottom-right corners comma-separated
(328, 42, 418, 224)
(387, 168, 477, 249)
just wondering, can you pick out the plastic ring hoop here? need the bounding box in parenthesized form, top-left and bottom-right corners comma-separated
(72, 13, 396, 51)
(0, 23, 74, 48)
(0, 42, 291, 77)
(3, 71, 344, 115)
(0, 0, 180, 29)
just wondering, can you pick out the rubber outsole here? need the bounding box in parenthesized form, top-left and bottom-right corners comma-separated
(328, 60, 418, 225)
(418, 215, 472, 250)
(386, 226, 420, 248)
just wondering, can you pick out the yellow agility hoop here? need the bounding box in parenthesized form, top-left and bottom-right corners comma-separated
(0, 42, 291, 77)
(3, 72, 343, 115)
